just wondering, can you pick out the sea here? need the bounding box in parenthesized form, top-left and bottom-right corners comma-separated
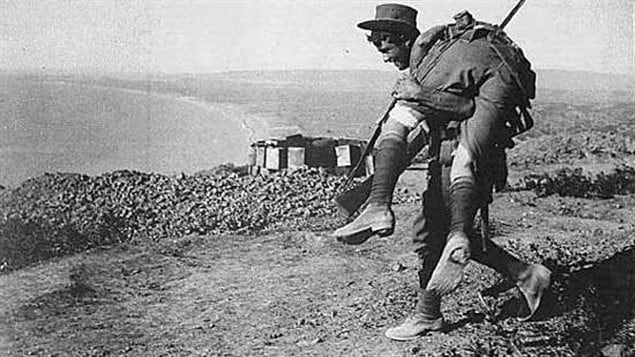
(0, 77, 270, 187)
(0, 71, 394, 187)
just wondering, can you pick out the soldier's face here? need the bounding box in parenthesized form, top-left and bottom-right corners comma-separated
(371, 32, 411, 70)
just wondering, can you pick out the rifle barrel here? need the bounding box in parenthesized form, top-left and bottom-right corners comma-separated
(500, 0, 526, 29)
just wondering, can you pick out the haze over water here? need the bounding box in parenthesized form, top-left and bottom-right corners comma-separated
(0, 77, 256, 186)
(0, 69, 396, 187)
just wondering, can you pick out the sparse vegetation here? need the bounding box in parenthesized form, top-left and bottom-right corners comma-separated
(515, 166, 635, 198)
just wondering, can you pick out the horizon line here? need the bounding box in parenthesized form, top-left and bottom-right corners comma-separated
(1, 67, 634, 77)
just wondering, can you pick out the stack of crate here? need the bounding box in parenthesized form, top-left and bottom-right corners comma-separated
(249, 135, 368, 177)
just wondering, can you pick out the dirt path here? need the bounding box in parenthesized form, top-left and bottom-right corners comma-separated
(1, 188, 634, 356)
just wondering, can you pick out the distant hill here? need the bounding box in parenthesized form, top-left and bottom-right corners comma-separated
(535, 69, 634, 93)
(208, 69, 397, 93)
(4, 68, 633, 95)
(209, 69, 634, 95)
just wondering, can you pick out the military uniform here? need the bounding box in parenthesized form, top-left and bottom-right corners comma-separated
(336, 4, 551, 341)
(388, 17, 550, 341)
(408, 19, 526, 259)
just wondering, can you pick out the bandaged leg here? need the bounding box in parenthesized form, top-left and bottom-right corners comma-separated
(453, 143, 551, 319)
(449, 143, 479, 234)
(426, 143, 476, 294)
(334, 102, 424, 241)
(369, 101, 427, 207)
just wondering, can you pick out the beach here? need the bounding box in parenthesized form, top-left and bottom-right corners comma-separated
(0, 77, 271, 187)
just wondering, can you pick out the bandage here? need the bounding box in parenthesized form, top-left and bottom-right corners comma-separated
(388, 102, 425, 130)
(450, 142, 476, 184)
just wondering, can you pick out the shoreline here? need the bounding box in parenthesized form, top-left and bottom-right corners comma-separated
(50, 79, 274, 145)
(0, 79, 278, 187)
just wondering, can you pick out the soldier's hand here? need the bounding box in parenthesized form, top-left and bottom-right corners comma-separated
(392, 74, 422, 102)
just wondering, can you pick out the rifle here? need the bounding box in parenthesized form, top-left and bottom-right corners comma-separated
(336, 120, 428, 217)
(340, 98, 397, 192)
(335, 0, 530, 218)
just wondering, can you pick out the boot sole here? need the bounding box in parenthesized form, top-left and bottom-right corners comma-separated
(333, 221, 394, 238)
(426, 236, 470, 294)
(373, 224, 394, 237)
(517, 265, 552, 321)
(335, 224, 394, 245)
(384, 318, 445, 341)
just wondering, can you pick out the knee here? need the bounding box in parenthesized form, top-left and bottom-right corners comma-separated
(379, 118, 409, 144)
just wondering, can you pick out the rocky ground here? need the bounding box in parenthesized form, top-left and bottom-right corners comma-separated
(1, 130, 634, 356)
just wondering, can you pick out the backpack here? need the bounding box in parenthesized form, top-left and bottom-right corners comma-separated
(452, 12, 537, 136)
(412, 12, 537, 137)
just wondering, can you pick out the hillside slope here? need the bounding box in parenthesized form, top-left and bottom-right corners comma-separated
(1, 185, 633, 356)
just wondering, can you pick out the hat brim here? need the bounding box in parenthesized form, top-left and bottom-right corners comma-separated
(357, 19, 419, 36)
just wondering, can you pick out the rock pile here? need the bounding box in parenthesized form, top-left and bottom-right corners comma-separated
(0, 167, 349, 271)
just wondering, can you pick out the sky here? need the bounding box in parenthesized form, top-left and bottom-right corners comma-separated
(1, 0, 633, 74)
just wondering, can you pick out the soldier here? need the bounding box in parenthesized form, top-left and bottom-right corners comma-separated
(334, 4, 551, 340)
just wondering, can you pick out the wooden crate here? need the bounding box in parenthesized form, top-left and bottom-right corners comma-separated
(265, 147, 288, 170)
(287, 147, 306, 170)
(255, 146, 267, 167)
(335, 144, 361, 167)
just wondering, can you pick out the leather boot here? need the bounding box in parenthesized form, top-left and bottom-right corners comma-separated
(516, 263, 551, 321)
(385, 313, 444, 341)
(426, 231, 470, 295)
(332, 203, 394, 243)
(425, 178, 478, 294)
(473, 241, 551, 321)
(333, 135, 406, 242)
(385, 290, 444, 341)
